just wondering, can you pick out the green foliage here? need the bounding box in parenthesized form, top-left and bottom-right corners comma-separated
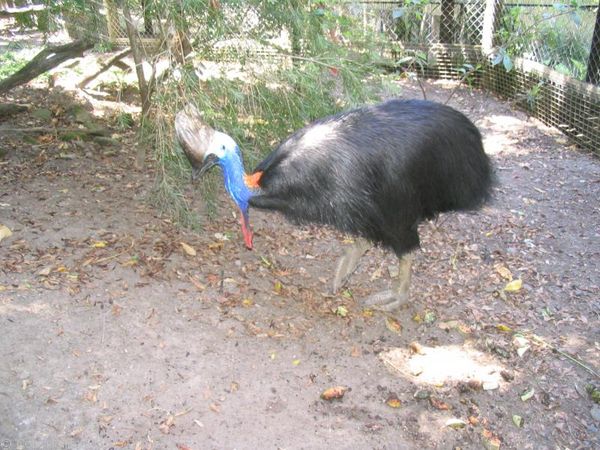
(115, 112, 135, 129)
(0, 51, 28, 81)
(497, 2, 594, 80)
(149, 0, 389, 226)
(391, 0, 432, 43)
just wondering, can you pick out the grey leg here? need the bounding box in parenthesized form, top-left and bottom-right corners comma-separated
(363, 253, 413, 311)
(332, 237, 372, 293)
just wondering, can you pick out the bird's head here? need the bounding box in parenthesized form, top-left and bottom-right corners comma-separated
(175, 106, 239, 182)
(175, 105, 254, 249)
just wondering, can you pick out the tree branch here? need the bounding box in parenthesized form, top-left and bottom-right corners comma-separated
(0, 39, 94, 94)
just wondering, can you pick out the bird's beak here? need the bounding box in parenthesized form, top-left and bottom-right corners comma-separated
(191, 154, 218, 182)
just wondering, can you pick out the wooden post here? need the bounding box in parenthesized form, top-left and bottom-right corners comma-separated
(482, 0, 504, 52)
(585, 1, 600, 85)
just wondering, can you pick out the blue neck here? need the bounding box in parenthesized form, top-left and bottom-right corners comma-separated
(218, 149, 254, 213)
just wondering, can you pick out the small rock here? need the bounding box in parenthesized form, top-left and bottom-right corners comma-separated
(446, 418, 466, 429)
(483, 381, 499, 391)
(414, 390, 431, 400)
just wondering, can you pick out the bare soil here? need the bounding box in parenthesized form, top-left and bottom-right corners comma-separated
(1, 77, 599, 450)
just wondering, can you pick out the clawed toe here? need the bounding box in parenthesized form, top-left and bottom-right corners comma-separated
(361, 253, 413, 312)
(332, 237, 372, 293)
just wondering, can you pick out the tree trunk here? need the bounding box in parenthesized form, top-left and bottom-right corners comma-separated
(122, 1, 150, 169)
(0, 103, 29, 118)
(0, 39, 93, 94)
(0, 4, 45, 17)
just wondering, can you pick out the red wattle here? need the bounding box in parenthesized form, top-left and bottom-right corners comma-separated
(239, 210, 253, 250)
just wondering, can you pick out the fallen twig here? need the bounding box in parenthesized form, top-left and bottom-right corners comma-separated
(530, 334, 600, 380)
(79, 47, 132, 89)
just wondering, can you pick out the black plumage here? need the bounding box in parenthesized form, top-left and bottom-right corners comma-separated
(249, 99, 493, 258)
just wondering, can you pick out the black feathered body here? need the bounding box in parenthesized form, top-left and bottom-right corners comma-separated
(249, 99, 493, 257)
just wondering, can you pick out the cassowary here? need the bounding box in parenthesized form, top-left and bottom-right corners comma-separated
(175, 99, 493, 311)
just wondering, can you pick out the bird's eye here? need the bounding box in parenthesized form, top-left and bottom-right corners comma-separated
(221, 145, 226, 150)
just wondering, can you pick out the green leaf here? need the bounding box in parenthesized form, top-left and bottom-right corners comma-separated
(503, 54, 514, 72)
(492, 52, 503, 66)
(512, 414, 524, 427)
(392, 8, 404, 19)
(334, 305, 348, 318)
(520, 387, 535, 401)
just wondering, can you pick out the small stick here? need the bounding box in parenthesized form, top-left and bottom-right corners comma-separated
(530, 334, 600, 379)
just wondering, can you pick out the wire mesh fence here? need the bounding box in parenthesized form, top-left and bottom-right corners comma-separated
(38, 1, 599, 87)
(3, 1, 597, 152)
(343, 0, 598, 84)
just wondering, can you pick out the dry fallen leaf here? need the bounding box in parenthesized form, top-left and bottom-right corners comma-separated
(430, 397, 451, 410)
(321, 386, 348, 401)
(334, 305, 348, 317)
(181, 242, 197, 256)
(520, 387, 535, 401)
(385, 316, 402, 334)
(512, 414, 524, 428)
(70, 428, 84, 437)
(495, 264, 513, 281)
(409, 341, 424, 354)
(38, 267, 52, 277)
(496, 324, 512, 333)
(159, 415, 175, 433)
(386, 394, 402, 408)
(92, 240, 108, 248)
(482, 429, 501, 450)
(0, 224, 13, 243)
(504, 279, 523, 292)
(362, 308, 374, 318)
(274, 280, 283, 294)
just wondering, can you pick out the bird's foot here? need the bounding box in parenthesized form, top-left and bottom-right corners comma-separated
(332, 237, 372, 293)
(362, 288, 409, 312)
(362, 254, 412, 312)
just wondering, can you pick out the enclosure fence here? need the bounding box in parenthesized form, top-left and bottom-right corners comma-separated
(15, 0, 600, 154)
(343, 0, 600, 153)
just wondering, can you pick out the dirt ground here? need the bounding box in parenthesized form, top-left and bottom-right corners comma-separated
(1, 63, 599, 450)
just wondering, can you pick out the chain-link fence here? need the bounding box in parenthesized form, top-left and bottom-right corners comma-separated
(343, 1, 598, 83)
(5, 0, 597, 152)
(341, 0, 599, 153)
(48, 1, 599, 88)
